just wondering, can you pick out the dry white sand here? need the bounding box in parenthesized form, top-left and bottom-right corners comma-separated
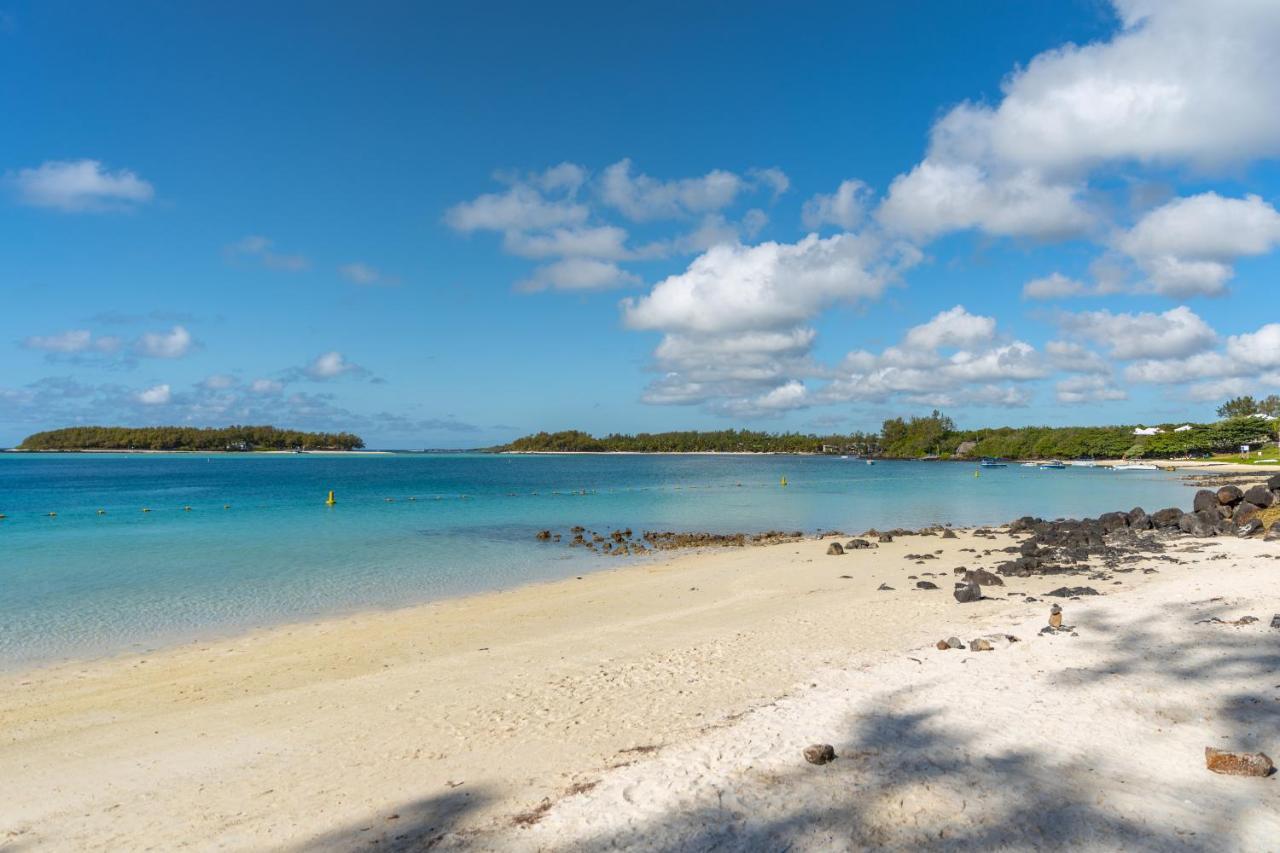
(1, 531, 1277, 851)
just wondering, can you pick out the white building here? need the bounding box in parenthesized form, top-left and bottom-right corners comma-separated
(1133, 426, 1163, 436)
(1173, 424, 1194, 432)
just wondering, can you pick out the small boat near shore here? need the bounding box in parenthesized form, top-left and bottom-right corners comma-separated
(979, 457, 1008, 468)
(1112, 463, 1158, 471)
(1069, 457, 1097, 467)
(1039, 460, 1067, 469)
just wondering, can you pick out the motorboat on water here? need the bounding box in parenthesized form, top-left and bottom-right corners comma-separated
(979, 457, 1008, 468)
(1020, 461, 1039, 467)
(1039, 460, 1067, 469)
(1112, 462, 1158, 470)
(1069, 457, 1097, 467)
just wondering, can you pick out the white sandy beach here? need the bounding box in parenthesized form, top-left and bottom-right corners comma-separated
(1, 529, 1277, 851)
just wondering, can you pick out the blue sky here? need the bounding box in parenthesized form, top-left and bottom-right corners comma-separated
(3, 1, 1280, 447)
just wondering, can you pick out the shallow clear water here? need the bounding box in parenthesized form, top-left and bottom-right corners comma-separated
(0, 453, 1194, 668)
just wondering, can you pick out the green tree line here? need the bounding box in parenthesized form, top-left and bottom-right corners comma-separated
(18, 425, 365, 451)
(497, 404, 1277, 460)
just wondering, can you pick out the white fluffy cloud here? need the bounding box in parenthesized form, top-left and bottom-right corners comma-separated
(136, 384, 172, 405)
(304, 351, 365, 380)
(1057, 306, 1217, 360)
(502, 226, 631, 260)
(600, 159, 748, 221)
(1056, 375, 1128, 404)
(1225, 323, 1280, 369)
(22, 329, 122, 355)
(878, 1, 1280, 242)
(22, 326, 194, 361)
(518, 258, 640, 292)
(902, 305, 996, 350)
(10, 159, 154, 212)
(801, 179, 871, 231)
(622, 233, 906, 335)
(134, 325, 193, 359)
(878, 161, 1092, 240)
(446, 161, 791, 294)
(1115, 192, 1280, 296)
(445, 183, 588, 233)
(1022, 273, 1093, 300)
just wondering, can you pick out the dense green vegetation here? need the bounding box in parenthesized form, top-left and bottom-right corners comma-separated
(18, 425, 365, 451)
(497, 408, 1278, 460)
(499, 429, 878, 454)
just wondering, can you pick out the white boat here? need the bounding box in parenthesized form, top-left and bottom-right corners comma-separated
(1039, 460, 1067, 469)
(1112, 463, 1158, 471)
(1021, 462, 1039, 467)
(1069, 458, 1097, 467)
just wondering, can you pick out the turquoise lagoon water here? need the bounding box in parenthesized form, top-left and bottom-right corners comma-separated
(0, 453, 1195, 668)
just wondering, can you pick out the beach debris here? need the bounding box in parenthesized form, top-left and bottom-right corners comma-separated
(969, 638, 994, 652)
(839, 574, 853, 579)
(1196, 615, 1259, 626)
(535, 530, 551, 541)
(1046, 586, 1100, 597)
(1205, 748, 1274, 777)
(827, 542, 845, 556)
(953, 580, 982, 603)
(877, 583, 895, 591)
(915, 580, 939, 590)
(1049, 604, 1063, 629)
(512, 798, 554, 827)
(803, 744, 837, 765)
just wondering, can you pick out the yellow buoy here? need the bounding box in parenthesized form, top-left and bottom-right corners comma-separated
(325, 490, 336, 506)
(780, 477, 788, 487)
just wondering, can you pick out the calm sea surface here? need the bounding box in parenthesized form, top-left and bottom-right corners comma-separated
(0, 453, 1194, 668)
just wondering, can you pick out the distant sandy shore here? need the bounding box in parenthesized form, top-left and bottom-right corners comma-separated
(3, 525, 1278, 850)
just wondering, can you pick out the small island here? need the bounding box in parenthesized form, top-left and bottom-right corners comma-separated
(15, 425, 365, 452)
